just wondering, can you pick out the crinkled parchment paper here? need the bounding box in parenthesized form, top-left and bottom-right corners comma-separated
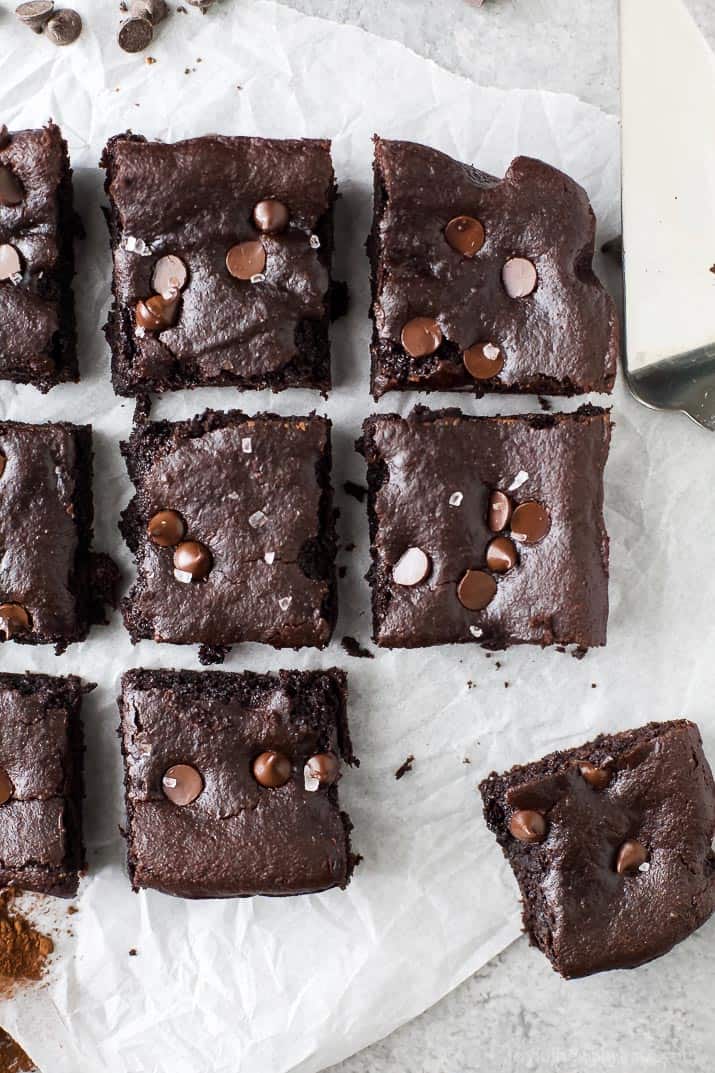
(1, 2, 713, 1071)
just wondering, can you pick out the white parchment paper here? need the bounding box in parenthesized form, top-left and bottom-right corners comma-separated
(1, 2, 714, 1071)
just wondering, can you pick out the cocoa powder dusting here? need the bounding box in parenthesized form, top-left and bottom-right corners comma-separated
(0, 891, 53, 997)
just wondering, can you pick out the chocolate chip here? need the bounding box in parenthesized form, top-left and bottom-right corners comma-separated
(509, 809, 547, 843)
(502, 257, 537, 298)
(400, 317, 443, 358)
(463, 341, 504, 380)
(392, 547, 430, 587)
(162, 764, 203, 806)
(0, 245, 21, 281)
(486, 536, 518, 574)
(152, 255, 187, 298)
(253, 750, 291, 788)
(445, 215, 485, 257)
(173, 540, 212, 580)
(129, 0, 167, 23)
(253, 199, 289, 234)
(45, 8, 82, 45)
(511, 501, 551, 544)
(0, 455, 5, 478)
(15, 0, 54, 32)
(147, 509, 185, 547)
(487, 490, 512, 533)
(0, 769, 13, 806)
(226, 240, 266, 280)
(0, 166, 24, 208)
(457, 569, 497, 611)
(304, 753, 340, 791)
(0, 603, 30, 639)
(118, 15, 153, 52)
(615, 839, 648, 875)
(135, 291, 179, 332)
(578, 761, 611, 790)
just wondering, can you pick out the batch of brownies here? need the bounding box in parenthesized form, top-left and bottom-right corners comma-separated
(0, 121, 713, 981)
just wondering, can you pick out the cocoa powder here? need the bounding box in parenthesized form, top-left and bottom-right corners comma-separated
(0, 892, 53, 996)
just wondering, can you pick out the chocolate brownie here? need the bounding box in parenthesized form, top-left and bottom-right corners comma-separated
(358, 405, 610, 649)
(119, 668, 357, 898)
(101, 132, 340, 395)
(0, 674, 93, 898)
(120, 409, 337, 662)
(480, 720, 715, 977)
(0, 123, 78, 391)
(0, 421, 118, 651)
(368, 137, 619, 398)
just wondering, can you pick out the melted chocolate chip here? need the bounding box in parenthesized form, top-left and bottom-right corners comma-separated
(0, 244, 21, 281)
(0, 603, 30, 639)
(304, 753, 340, 788)
(486, 536, 518, 574)
(147, 509, 186, 547)
(457, 569, 497, 611)
(615, 839, 648, 875)
(252, 199, 289, 234)
(152, 255, 187, 297)
(509, 809, 547, 843)
(463, 341, 504, 380)
(392, 547, 431, 587)
(502, 257, 537, 298)
(0, 455, 6, 479)
(162, 764, 203, 806)
(253, 750, 291, 788)
(578, 761, 611, 790)
(0, 166, 23, 207)
(0, 769, 13, 806)
(444, 215, 485, 257)
(488, 490, 512, 533)
(226, 240, 266, 280)
(401, 317, 443, 358)
(135, 291, 179, 332)
(173, 540, 212, 580)
(511, 501, 551, 544)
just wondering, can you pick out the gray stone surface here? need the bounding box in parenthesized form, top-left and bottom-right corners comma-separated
(271, 1, 715, 1071)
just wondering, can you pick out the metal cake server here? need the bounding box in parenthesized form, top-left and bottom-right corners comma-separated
(621, 0, 715, 430)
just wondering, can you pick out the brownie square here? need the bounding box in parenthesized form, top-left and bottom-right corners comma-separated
(0, 421, 118, 651)
(0, 674, 93, 897)
(358, 405, 610, 649)
(101, 133, 339, 395)
(480, 720, 715, 977)
(120, 410, 337, 662)
(0, 123, 77, 391)
(119, 668, 357, 899)
(368, 137, 619, 398)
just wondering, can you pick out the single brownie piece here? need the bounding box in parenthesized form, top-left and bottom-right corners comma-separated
(480, 720, 715, 977)
(101, 132, 340, 395)
(0, 122, 77, 391)
(120, 409, 337, 662)
(119, 668, 357, 898)
(0, 674, 93, 897)
(0, 421, 118, 651)
(358, 405, 610, 649)
(368, 137, 618, 398)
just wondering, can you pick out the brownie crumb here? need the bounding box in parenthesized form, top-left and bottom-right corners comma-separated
(556, 645, 566, 654)
(463, 757, 471, 764)
(710, 264, 715, 275)
(572, 646, 588, 661)
(67, 905, 78, 915)
(341, 636, 374, 660)
(343, 481, 367, 503)
(395, 754, 415, 780)
(537, 395, 552, 412)
(591, 682, 598, 689)
(504, 681, 510, 688)
(145, 56, 156, 64)
(128, 948, 137, 956)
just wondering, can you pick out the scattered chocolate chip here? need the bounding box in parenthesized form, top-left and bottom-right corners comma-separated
(463, 341, 504, 380)
(152, 255, 187, 297)
(341, 636, 373, 659)
(401, 316, 442, 358)
(0, 245, 21, 281)
(304, 753, 340, 790)
(15, 0, 54, 33)
(444, 215, 485, 257)
(186, 0, 214, 8)
(509, 809, 546, 843)
(0, 603, 30, 639)
(147, 509, 185, 547)
(0, 166, 24, 208)
(615, 839, 648, 875)
(226, 240, 266, 280)
(392, 547, 431, 587)
(486, 536, 518, 574)
(252, 199, 289, 234)
(45, 8, 82, 45)
(395, 754, 415, 780)
(253, 750, 291, 788)
(173, 540, 212, 580)
(0, 455, 5, 478)
(162, 763, 203, 806)
(578, 761, 611, 790)
(457, 569, 497, 611)
(0, 769, 13, 806)
(502, 257, 537, 298)
(511, 501, 551, 544)
(135, 290, 179, 332)
(129, 0, 167, 23)
(118, 15, 153, 52)
(343, 480, 367, 503)
(487, 490, 512, 533)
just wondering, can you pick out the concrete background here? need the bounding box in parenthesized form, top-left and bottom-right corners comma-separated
(269, 2, 715, 1071)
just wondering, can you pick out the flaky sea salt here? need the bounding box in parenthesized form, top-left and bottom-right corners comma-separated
(250, 273, 266, 284)
(449, 491, 463, 507)
(309, 234, 320, 249)
(124, 235, 151, 255)
(249, 510, 267, 529)
(264, 551, 275, 565)
(242, 437, 252, 454)
(469, 626, 483, 639)
(278, 595, 292, 611)
(173, 568, 193, 584)
(304, 763, 320, 792)
(508, 470, 529, 491)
